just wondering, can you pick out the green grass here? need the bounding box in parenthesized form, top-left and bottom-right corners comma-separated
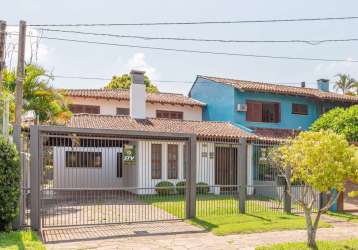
(0, 231, 45, 250)
(326, 211, 358, 223)
(142, 194, 331, 235)
(256, 239, 358, 250)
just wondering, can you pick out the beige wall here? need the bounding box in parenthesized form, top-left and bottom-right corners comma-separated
(69, 96, 202, 121)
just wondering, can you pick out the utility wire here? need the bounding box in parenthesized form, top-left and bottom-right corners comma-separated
(51, 74, 193, 83)
(38, 28, 358, 45)
(10, 16, 358, 27)
(9, 33, 358, 63)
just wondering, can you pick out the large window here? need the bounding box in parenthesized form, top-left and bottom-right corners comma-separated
(151, 144, 162, 179)
(116, 108, 129, 116)
(167, 144, 178, 179)
(66, 151, 102, 168)
(292, 103, 308, 115)
(69, 104, 100, 114)
(156, 110, 183, 120)
(246, 101, 280, 123)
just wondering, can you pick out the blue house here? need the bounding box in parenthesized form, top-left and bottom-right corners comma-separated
(189, 75, 358, 137)
(190, 75, 358, 200)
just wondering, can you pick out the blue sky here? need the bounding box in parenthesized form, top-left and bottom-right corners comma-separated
(2, 0, 358, 94)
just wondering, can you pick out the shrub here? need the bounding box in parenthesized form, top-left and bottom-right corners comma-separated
(196, 182, 209, 194)
(155, 181, 175, 195)
(0, 136, 20, 231)
(176, 181, 186, 195)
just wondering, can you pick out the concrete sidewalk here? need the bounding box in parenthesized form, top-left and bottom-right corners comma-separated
(45, 218, 358, 250)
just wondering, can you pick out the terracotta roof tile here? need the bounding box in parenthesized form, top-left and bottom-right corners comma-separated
(199, 76, 358, 103)
(64, 89, 205, 107)
(67, 114, 255, 140)
(253, 127, 301, 142)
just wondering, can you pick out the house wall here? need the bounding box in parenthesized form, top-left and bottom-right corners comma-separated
(53, 147, 123, 189)
(69, 96, 203, 121)
(190, 77, 354, 131)
(189, 78, 235, 122)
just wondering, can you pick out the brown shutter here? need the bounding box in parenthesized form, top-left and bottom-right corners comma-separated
(274, 103, 281, 123)
(151, 144, 162, 179)
(167, 144, 178, 179)
(246, 101, 262, 122)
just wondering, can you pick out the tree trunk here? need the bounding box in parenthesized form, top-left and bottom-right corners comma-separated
(304, 208, 318, 249)
(307, 225, 317, 249)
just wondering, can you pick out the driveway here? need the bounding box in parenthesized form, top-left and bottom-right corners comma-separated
(45, 217, 358, 250)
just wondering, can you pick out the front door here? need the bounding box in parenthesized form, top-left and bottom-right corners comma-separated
(215, 146, 238, 191)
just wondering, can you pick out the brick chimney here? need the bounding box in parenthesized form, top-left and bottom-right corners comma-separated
(317, 79, 330, 92)
(130, 70, 146, 119)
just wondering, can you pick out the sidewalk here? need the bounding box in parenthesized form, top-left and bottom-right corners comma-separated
(45, 217, 358, 250)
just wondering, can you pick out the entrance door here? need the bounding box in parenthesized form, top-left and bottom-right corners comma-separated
(215, 146, 238, 191)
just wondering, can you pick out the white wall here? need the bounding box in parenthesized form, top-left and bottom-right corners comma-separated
(69, 96, 202, 121)
(53, 147, 123, 189)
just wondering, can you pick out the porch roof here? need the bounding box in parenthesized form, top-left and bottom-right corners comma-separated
(66, 114, 255, 140)
(252, 127, 301, 142)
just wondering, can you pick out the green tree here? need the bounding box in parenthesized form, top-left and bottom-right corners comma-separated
(2, 64, 72, 125)
(334, 74, 356, 94)
(310, 105, 358, 142)
(270, 131, 358, 248)
(105, 73, 158, 93)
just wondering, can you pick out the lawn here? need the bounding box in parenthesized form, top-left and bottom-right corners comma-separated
(326, 211, 358, 223)
(0, 231, 45, 250)
(142, 194, 331, 235)
(256, 239, 358, 250)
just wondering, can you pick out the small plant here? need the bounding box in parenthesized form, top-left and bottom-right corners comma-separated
(155, 181, 175, 195)
(0, 136, 20, 231)
(176, 181, 186, 195)
(196, 182, 210, 194)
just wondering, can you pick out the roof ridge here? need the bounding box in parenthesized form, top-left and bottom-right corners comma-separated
(199, 75, 318, 91)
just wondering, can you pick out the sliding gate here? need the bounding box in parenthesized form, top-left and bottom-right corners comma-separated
(30, 126, 196, 230)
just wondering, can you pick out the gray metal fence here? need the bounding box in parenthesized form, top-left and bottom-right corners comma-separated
(23, 125, 321, 231)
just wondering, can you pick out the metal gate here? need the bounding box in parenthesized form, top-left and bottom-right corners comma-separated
(30, 126, 196, 229)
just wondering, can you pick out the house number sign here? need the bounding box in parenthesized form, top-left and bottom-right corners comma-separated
(123, 145, 136, 163)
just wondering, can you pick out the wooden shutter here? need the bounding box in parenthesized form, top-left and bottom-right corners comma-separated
(246, 101, 262, 122)
(151, 144, 162, 179)
(274, 103, 281, 123)
(167, 144, 178, 179)
(116, 108, 129, 116)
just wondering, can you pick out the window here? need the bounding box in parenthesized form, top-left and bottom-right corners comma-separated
(116, 108, 129, 116)
(246, 101, 280, 123)
(156, 110, 183, 120)
(168, 144, 178, 179)
(69, 104, 100, 114)
(117, 152, 123, 178)
(66, 151, 102, 168)
(292, 104, 308, 115)
(151, 144, 162, 179)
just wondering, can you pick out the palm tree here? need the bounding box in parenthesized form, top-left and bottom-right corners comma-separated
(334, 74, 356, 94)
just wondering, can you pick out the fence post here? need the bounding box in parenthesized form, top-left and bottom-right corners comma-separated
(238, 138, 247, 214)
(284, 167, 292, 213)
(30, 126, 41, 231)
(186, 135, 197, 219)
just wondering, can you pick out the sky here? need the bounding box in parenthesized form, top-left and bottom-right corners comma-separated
(2, 0, 358, 95)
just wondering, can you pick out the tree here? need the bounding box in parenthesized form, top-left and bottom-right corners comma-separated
(105, 73, 158, 93)
(334, 74, 356, 94)
(2, 64, 72, 125)
(270, 131, 358, 248)
(310, 105, 358, 142)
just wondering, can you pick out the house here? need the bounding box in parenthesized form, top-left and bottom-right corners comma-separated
(55, 70, 258, 195)
(189, 75, 358, 132)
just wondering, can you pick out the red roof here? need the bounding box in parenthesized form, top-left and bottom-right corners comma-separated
(253, 128, 301, 142)
(198, 76, 358, 103)
(64, 89, 205, 107)
(67, 114, 255, 140)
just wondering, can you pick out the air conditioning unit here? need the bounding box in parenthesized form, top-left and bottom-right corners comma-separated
(237, 104, 247, 112)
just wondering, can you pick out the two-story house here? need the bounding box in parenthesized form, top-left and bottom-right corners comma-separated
(189, 75, 358, 140)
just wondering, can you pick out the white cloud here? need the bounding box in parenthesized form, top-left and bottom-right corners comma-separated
(125, 53, 158, 79)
